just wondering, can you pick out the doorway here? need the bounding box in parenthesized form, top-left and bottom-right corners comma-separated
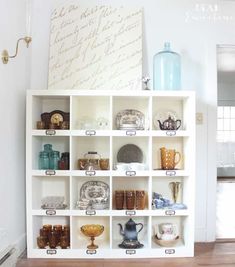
(216, 45, 235, 240)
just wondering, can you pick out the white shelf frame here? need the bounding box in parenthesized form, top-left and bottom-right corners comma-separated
(26, 90, 195, 259)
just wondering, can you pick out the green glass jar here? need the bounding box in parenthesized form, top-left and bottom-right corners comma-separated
(44, 144, 53, 152)
(39, 151, 49, 170)
(49, 151, 60, 170)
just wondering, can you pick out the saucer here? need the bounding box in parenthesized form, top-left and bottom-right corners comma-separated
(118, 240, 144, 249)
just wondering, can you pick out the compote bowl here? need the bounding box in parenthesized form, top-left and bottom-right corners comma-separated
(80, 224, 104, 249)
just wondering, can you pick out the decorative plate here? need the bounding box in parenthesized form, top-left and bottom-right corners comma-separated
(153, 109, 180, 130)
(80, 181, 110, 202)
(116, 109, 145, 130)
(117, 144, 144, 163)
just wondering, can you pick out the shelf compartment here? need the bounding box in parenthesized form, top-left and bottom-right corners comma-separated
(71, 170, 111, 177)
(152, 170, 190, 177)
(112, 176, 149, 210)
(31, 170, 71, 177)
(112, 216, 150, 249)
(71, 96, 110, 130)
(32, 176, 70, 210)
(112, 136, 150, 169)
(32, 130, 70, 136)
(152, 137, 188, 171)
(152, 95, 192, 131)
(71, 136, 110, 170)
(32, 210, 70, 216)
(112, 170, 150, 177)
(152, 130, 190, 137)
(112, 130, 150, 137)
(72, 216, 110, 249)
(112, 96, 150, 130)
(152, 176, 184, 209)
(32, 215, 70, 249)
(31, 95, 70, 130)
(71, 130, 110, 137)
(151, 216, 192, 250)
(71, 176, 110, 210)
(32, 136, 70, 170)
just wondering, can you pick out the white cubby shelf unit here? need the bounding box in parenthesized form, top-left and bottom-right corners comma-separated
(26, 90, 195, 258)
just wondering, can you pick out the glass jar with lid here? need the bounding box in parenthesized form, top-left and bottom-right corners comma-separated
(49, 151, 60, 170)
(39, 151, 49, 170)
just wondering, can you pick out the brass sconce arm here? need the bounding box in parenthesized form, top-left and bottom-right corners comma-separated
(2, 36, 32, 64)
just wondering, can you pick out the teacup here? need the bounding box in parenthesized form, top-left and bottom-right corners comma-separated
(155, 223, 179, 241)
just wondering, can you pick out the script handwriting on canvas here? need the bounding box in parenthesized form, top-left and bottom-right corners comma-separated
(48, 5, 142, 90)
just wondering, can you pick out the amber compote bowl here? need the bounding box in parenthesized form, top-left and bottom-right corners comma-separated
(81, 224, 104, 249)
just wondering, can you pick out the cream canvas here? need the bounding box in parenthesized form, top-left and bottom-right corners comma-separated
(48, 4, 142, 90)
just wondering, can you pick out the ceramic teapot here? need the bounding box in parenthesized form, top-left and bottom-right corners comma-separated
(155, 223, 179, 241)
(118, 218, 143, 241)
(157, 116, 181, 130)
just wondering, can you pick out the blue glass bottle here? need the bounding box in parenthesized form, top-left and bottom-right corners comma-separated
(153, 42, 181, 91)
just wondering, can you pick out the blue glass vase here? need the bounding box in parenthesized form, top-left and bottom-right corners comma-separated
(153, 42, 181, 91)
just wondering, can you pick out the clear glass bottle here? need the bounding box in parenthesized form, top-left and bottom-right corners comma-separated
(49, 151, 60, 170)
(153, 42, 181, 91)
(39, 151, 49, 170)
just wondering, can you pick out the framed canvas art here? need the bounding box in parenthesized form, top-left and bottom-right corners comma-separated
(48, 4, 142, 90)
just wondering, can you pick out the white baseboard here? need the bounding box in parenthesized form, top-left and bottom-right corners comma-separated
(13, 233, 26, 257)
(195, 227, 207, 242)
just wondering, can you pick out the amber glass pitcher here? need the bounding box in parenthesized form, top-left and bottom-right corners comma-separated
(160, 147, 181, 170)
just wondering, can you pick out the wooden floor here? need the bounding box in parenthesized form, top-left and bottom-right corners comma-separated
(16, 242, 235, 267)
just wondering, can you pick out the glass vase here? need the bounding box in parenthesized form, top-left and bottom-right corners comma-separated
(153, 42, 181, 91)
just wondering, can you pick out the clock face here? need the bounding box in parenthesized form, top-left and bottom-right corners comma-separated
(51, 113, 63, 125)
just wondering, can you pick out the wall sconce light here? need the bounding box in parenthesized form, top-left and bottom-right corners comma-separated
(1, 36, 32, 64)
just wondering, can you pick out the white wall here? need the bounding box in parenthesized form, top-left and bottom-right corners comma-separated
(0, 0, 29, 254)
(29, 0, 235, 242)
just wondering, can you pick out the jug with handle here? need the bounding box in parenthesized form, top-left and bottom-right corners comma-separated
(160, 147, 181, 170)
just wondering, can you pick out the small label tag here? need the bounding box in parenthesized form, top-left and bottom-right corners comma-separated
(47, 249, 57, 255)
(85, 170, 96, 176)
(165, 249, 175, 254)
(126, 130, 136, 136)
(85, 130, 96, 136)
(125, 171, 136, 176)
(45, 130, 56, 136)
(45, 170, 56, 176)
(85, 210, 96, 216)
(166, 130, 176, 136)
(46, 209, 56, 216)
(86, 249, 97, 255)
(126, 210, 136, 216)
(165, 210, 175, 216)
(126, 249, 136, 255)
(165, 171, 176, 176)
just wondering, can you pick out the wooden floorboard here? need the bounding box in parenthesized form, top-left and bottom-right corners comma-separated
(16, 242, 235, 267)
